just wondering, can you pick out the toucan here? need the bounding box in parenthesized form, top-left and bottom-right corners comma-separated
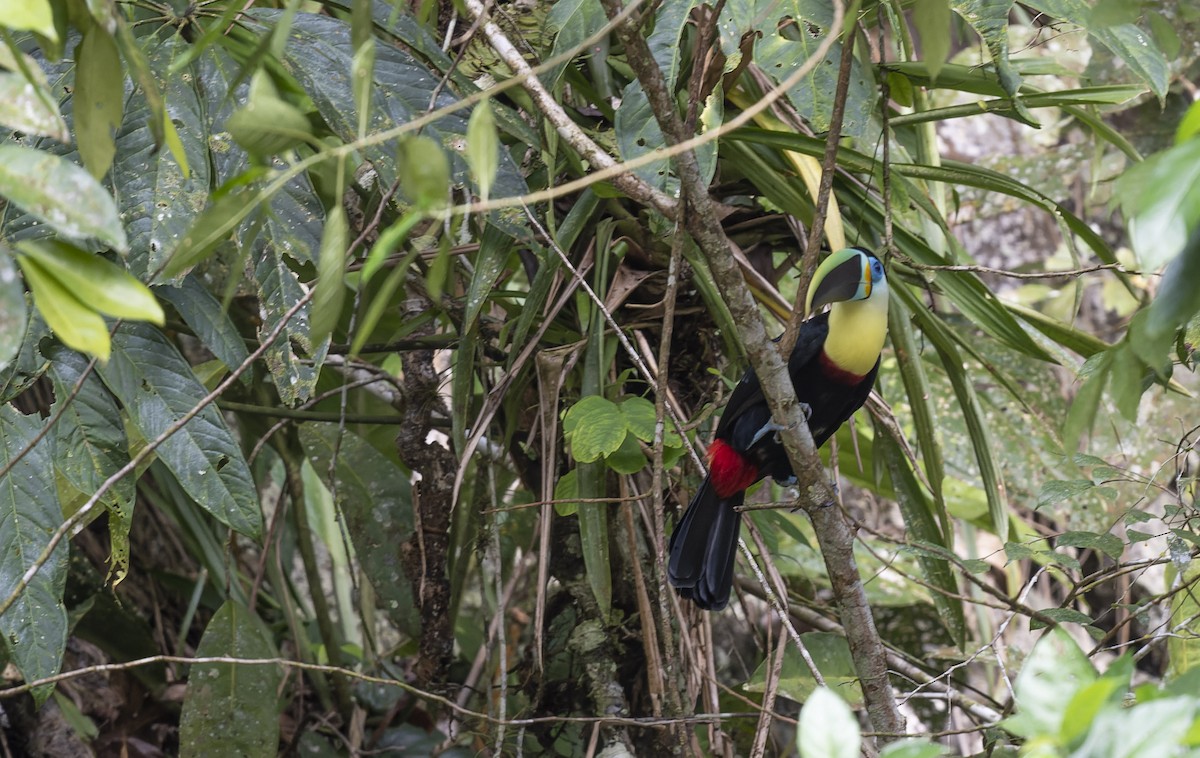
(668, 247, 890, 610)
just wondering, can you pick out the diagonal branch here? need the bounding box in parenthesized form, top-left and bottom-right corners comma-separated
(595, 0, 905, 740)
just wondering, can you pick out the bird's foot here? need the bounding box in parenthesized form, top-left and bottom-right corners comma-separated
(750, 421, 790, 447)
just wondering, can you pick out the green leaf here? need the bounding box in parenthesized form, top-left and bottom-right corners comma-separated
(0, 405, 67, 707)
(615, 83, 672, 192)
(352, 37, 375, 140)
(252, 243, 326, 405)
(1117, 139, 1200, 272)
(1167, 560, 1200, 682)
(563, 395, 628, 463)
(1063, 352, 1112, 453)
(545, 0, 608, 87)
(0, 46, 67, 141)
(1030, 607, 1094, 630)
(225, 71, 313, 158)
(1059, 665, 1129, 745)
(878, 739, 948, 758)
(96, 323, 262, 538)
(310, 205, 348, 347)
(553, 468, 579, 517)
(604, 432, 647, 475)
(1004, 627, 1096, 740)
(1037, 479, 1095, 509)
(16, 240, 164, 324)
(398, 134, 450, 211)
(1056, 531, 1123, 561)
(619, 395, 681, 446)
(798, 687, 860, 758)
(160, 187, 257, 280)
(0, 0, 56, 39)
(0, 145, 127, 252)
(300, 425, 418, 636)
(746, 632, 863, 707)
(178, 601, 282, 758)
(0, 247, 27, 374)
(156, 276, 251, 374)
(951, 0, 1035, 124)
(74, 25, 124, 178)
(466, 99, 499, 203)
(16, 255, 111, 362)
(915, 0, 952, 81)
(44, 344, 133, 582)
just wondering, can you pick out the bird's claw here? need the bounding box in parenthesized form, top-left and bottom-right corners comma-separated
(750, 421, 790, 447)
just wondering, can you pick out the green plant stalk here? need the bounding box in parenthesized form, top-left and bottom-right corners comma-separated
(281, 440, 353, 716)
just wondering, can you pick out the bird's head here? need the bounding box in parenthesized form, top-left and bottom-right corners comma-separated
(805, 246, 887, 317)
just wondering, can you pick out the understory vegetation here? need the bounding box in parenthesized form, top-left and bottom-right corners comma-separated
(1, 0, 1199, 756)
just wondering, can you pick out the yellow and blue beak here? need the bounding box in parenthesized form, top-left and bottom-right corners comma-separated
(805, 247, 882, 316)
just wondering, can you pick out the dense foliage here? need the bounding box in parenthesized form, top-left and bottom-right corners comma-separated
(0, 0, 1198, 755)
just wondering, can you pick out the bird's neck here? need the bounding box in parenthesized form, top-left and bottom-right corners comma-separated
(822, 296, 888, 378)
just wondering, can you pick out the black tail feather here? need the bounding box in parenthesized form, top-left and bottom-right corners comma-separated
(668, 478, 743, 611)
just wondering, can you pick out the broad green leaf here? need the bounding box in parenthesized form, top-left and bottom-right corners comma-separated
(300, 425, 418, 636)
(647, 0, 700, 90)
(397, 134, 450, 211)
(1071, 697, 1197, 757)
(310, 206, 348, 347)
(879, 739, 948, 758)
(43, 344, 133, 582)
(0, 305, 50, 403)
(0, 145, 126, 252)
(619, 395, 682, 446)
(96, 323, 261, 538)
(951, 0, 1035, 124)
(16, 255, 111, 362)
(604, 433, 648, 475)
(798, 687, 860, 758)
(74, 25, 123, 178)
(114, 15, 165, 149)
(746, 632, 863, 707)
(0, 46, 67, 141)
(1026, 0, 1169, 99)
(553, 468, 579, 517)
(1166, 560, 1200, 682)
(1004, 627, 1096, 739)
(1037, 479, 1095, 509)
(914, 0, 952, 81)
(156, 276, 250, 374)
(0, 0, 56, 39)
(754, 12, 876, 138)
(1118, 139, 1200, 272)
(253, 243, 325, 405)
(1060, 656, 1131, 745)
(0, 405, 67, 707)
(225, 71, 313, 159)
(17, 240, 163, 324)
(161, 187, 257, 280)
(466, 99, 498, 203)
(1029, 607, 1095, 630)
(544, 0, 608, 87)
(563, 395, 628, 463)
(112, 35, 210, 279)
(0, 247, 26, 373)
(178, 601, 282, 758)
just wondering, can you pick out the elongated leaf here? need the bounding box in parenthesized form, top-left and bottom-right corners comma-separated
(309, 205, 348, 347)
(179, 601, 281, 758)
(156, 276, 251, 374)
(0, 47, 67, 141)
(16, 254, 111, 362)
(915, 0, 952, 81)
(112, 35, 210, 279)
(44, 344, 133, 582)
(253, 244, 325, 405)
(96, 323, 261, 538)
(0, 405, 67, 706)
(874, 418, 965, 646)
(0, 247, 26, 374)
(0, 145, 126, 252)
(897, 283, 1010, 542)
(951, 0, 1035, 124)
(16, 239, 163, 324)
(299, 425, 418, 636)
(544, 0, 608, 88)
(0, 0, 56, 38)
(888, 296, 947, 529)
(74, 24, 123, 178)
